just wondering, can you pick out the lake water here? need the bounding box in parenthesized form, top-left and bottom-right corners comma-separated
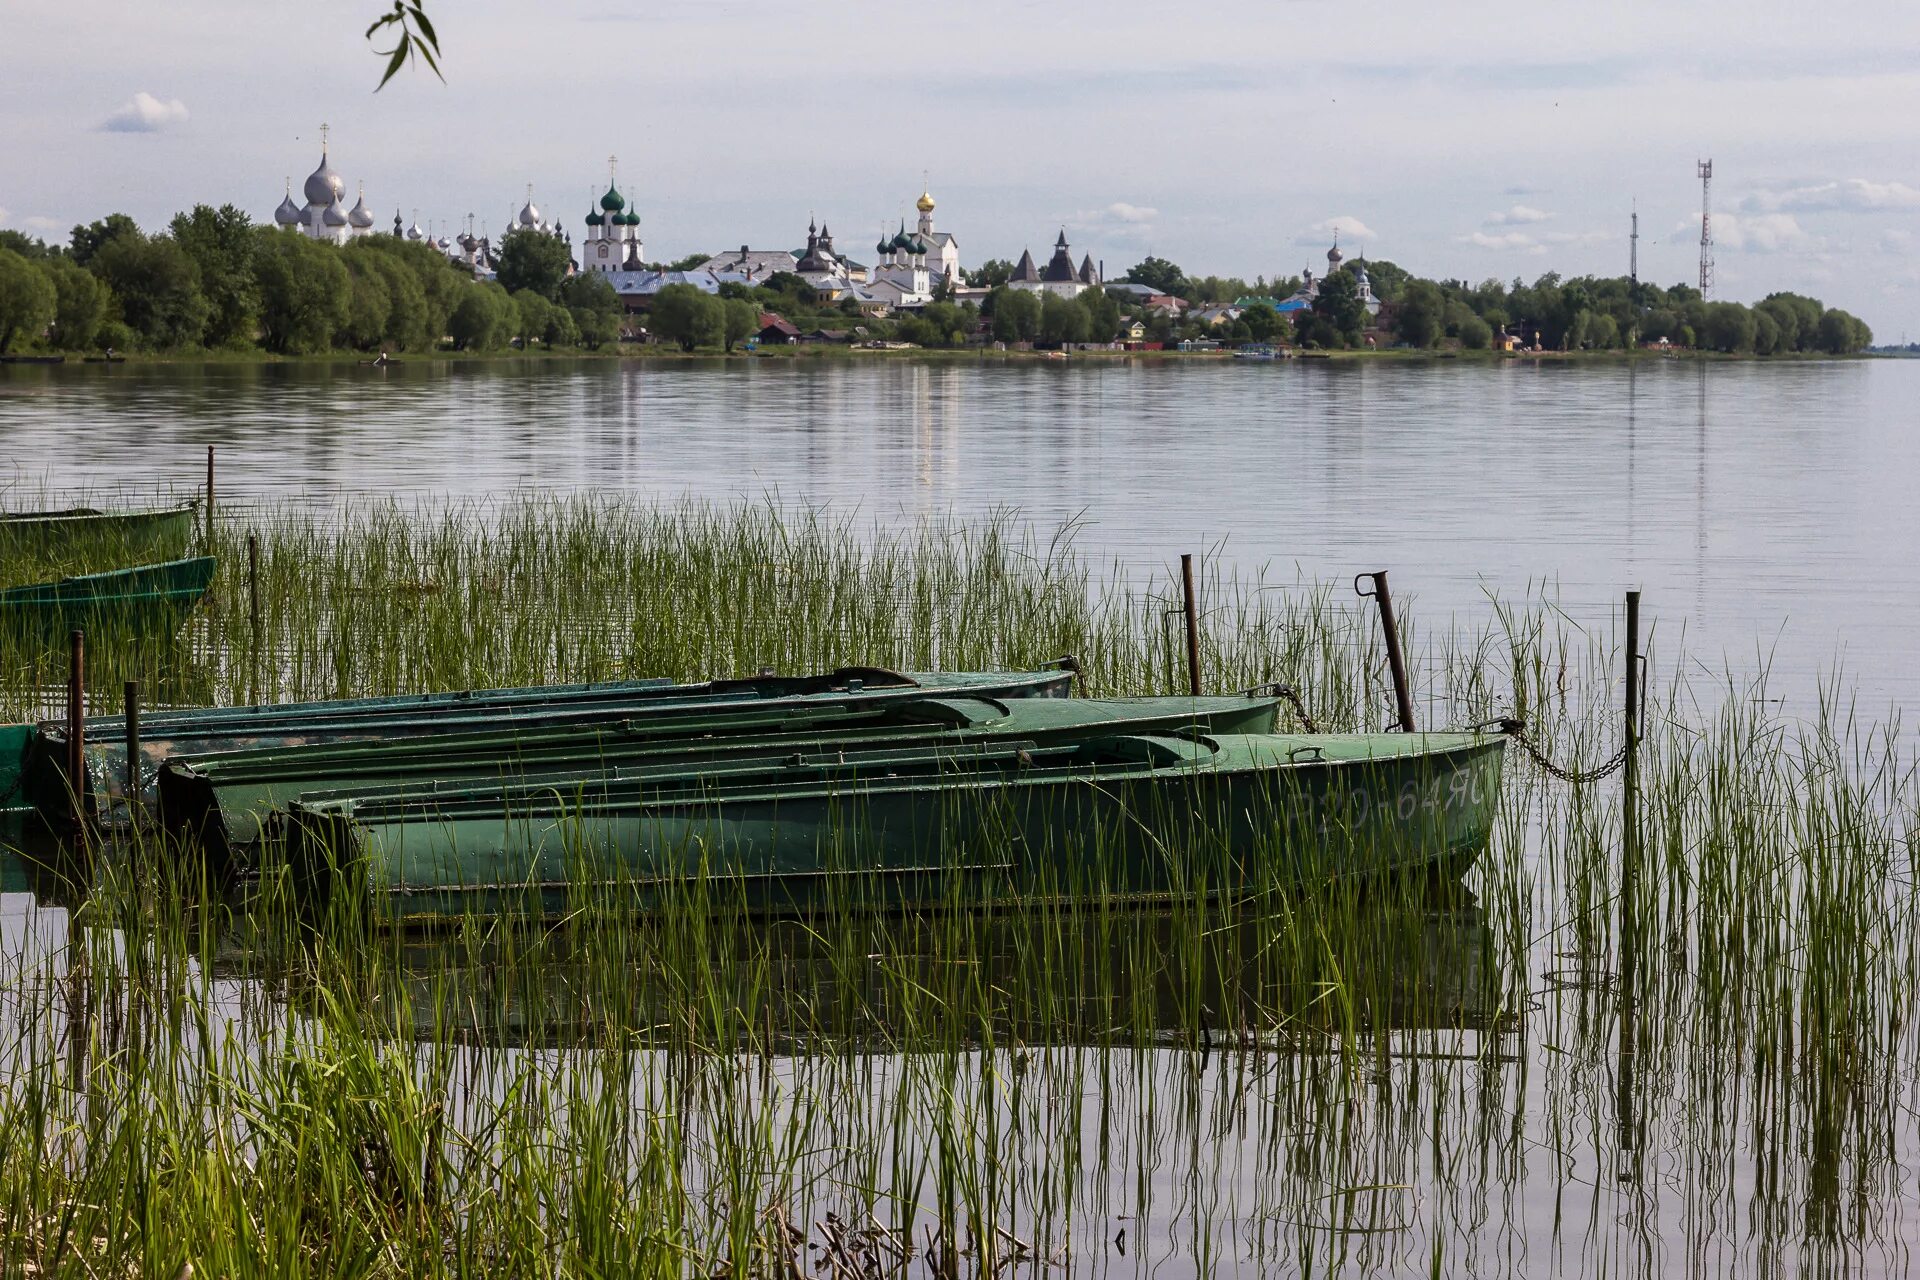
(4, 354, 1911, 707)
(2, 355, 1915, 1277)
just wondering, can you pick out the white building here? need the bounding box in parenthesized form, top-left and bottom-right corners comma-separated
(1285, 237, 1381, 318)
(913, 190, 961, 288)
(1007, 230, 1098, 298)
(273, 126, 376, 245)
(865, 220, 934, 308)
(581, 172, 645, 274)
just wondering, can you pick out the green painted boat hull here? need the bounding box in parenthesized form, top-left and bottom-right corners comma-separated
(286, 732, 1508, 921)
(29, 667, 1074, 826)
(0, 555, 215, 650)
(162, 694, 1281, 862)
(0, 502, 197, 570)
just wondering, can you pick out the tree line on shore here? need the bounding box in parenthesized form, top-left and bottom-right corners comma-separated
(0, 207, 625, 356)
(0, 207, 1874, 357)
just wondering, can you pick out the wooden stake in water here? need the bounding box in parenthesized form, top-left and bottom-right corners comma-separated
(66, 630, 85, 835)
(124, 680, 140, 817)
(1180, 554, 1201, 696)
(1621, 589, 1642, 984)
(205, 445, 215, 547)
(1357, 571, 1416, 732)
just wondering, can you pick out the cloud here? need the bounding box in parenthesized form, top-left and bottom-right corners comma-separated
(1738, 178, 1920, 214)
(21, 216, 60, 233)
(1295, 216, 1376, 247)
(1461, 230, 1545, 253)
(1673, 211, 1820, 254)
(1502, 184, 1549, 198)
(1106, 202, 1157, 224)
(99, 92, 189, 133)
(1487, 204, 1551, 226)
(1063, 202, 1160, 241)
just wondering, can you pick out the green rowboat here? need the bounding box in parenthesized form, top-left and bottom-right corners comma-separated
(160, 693, 1281, 864)
(0, 556, 216, 651)
(29, 667, 1074, 825)
(286, 729, 1508, 921)
(0, 501, 198, 569)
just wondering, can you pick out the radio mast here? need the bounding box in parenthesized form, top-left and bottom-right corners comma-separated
(1697, 160, 1714, 296)
(1630, 199, 1639, 284)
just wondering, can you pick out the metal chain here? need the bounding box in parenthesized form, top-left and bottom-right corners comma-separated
(1237, 682, 1320, 733)
(1477, 716, 1630, 785)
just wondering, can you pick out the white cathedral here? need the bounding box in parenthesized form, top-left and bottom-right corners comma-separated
(273, 126, 377, 245)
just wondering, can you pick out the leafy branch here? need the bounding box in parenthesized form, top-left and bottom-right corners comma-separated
(366, 1, 443, 90)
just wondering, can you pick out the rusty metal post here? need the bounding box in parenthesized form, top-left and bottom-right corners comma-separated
(66, 630, 86, 834)
(123, 680, 141, 817)
(1179, 553, 1201, 696)
(205, 445, 215, 547)
(1620, 590, 1642, 984)
(1358, 571, 1415, 732)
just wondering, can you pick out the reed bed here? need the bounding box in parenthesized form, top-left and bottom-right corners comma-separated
(0, 495, 1915, 1277)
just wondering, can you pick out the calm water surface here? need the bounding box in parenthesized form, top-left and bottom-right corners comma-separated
(3, 356, 1918, 1276)
(4, 355, 1909, 705)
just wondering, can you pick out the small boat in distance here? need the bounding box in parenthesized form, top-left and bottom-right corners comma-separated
(1234, 343, 1279, 361)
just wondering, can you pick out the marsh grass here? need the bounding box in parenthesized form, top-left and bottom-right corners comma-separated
(0, 495, 1915, 1276)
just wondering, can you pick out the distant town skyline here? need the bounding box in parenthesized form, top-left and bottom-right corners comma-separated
(4, 0, 1916, 337)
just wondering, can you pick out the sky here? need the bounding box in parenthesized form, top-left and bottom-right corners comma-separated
(3, 0, 1917, 339)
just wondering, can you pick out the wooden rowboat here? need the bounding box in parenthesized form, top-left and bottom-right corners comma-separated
(0, 500, 198, 566)
(160, 693, 1282, 864)
(27, 667, 1075, 826)
(285, 729, 1508, 921)
(0, 556, 215, 651)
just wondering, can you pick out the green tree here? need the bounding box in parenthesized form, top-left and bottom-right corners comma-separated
(1080, 288, 1120, 342)
(542, 305, 579, 348)
(1309, 269, 1366, 347)
(251, 228, 349, 353)
(1357, 258, 1409, 303)
(0, 231, 56, 260)
(447, 281, 514, 350)
(1124, 256, 1187, 295)
(572, 306, 615, 349)
(344, 241, 432, 350)
(558, 272, 620, 316)
(495, 228, 573, 300)
(722, 298, 758, 352)
(1814, 309, 1871, 354)
(339, 260, 394, 349)
(0, 249, 57, 351)
(651, 283, 724, 350)
(508, 289, 554, 347)
(988, 287, 1041, 342)
(1392, 280, 1445, 348)
(169, 204, 259, 346)
(967, 259, 1014, 288)
(1700, 301, 1757, 353)
(1455, 315, 1493, 350)
(43, 257, 106, 350)
(1239, 301, 1282, 342)
(1039, 293, 1090, 345)
(69, 214, 141, 268)
(1751, 309, 1781, 356)
(92, 234, 210, 349)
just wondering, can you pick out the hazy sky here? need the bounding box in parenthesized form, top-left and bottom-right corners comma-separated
(4, 1, 1917, 337)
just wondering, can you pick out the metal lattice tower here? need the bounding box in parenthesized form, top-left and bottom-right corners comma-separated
(1630, 199, 1639, 284)
(1697, 159, 1714, 296)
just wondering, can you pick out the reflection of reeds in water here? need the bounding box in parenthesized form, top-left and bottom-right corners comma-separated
(0, 496, 1915, 1275)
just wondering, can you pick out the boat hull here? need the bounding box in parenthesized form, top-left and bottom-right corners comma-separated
(287, 733, 1508, 921)
(29, 667, 1075, 826)
(0, 502, 197, 568)
(0, 555, 215, 649)
(161, 694, 1281, 863)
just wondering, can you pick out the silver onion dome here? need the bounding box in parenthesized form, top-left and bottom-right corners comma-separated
(406, 221, 424, 241)
(322, 196, 349, 227)
(304, 152, 344, 206)
(348, 194, 375, 229)
(274, 191, 302, 226)
(517, 200, 541, 228)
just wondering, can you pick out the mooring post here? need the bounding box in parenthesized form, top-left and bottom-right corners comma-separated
(1620, 590, 1642, 988)
(1358, 571, 1416, 732)
(205, 445, 215, 547)
(123, 680, 140, 819)
(1180, 553, 1201, 696)
(66, 630, 86, 835)
(1615, 588, 1644, 1177)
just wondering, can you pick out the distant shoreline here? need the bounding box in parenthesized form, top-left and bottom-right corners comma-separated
(0, 345, 1873, 370)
